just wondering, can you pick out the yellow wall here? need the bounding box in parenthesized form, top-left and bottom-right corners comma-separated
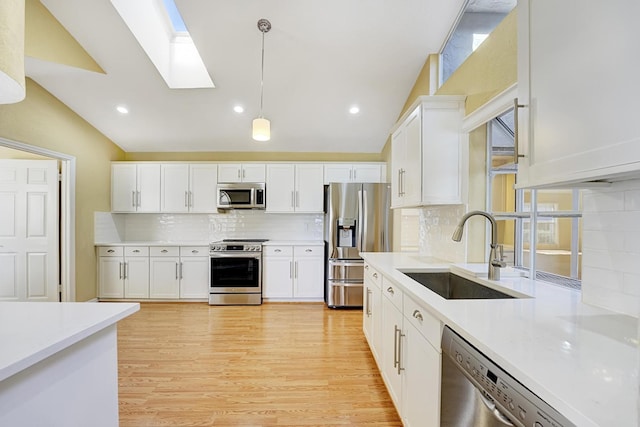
(0, 79, 125, 301)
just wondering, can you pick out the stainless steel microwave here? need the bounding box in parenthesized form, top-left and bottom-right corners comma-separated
(217, 183, 266, 209)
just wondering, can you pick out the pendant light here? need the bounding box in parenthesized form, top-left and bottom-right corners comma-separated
(0, 0, 26, 104)
(252, 18, 271, 142)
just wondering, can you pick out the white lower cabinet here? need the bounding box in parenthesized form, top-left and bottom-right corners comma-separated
(363, 263, 383, 365)
(98, 245, 208, 300)
(263, 244, 324, 300)
(97, 246, 149, 299)
(179, 246, 209, 298)
(374, 276, 441, 427)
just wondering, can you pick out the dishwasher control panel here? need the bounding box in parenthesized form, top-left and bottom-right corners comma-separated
(442, 326, 575, 427)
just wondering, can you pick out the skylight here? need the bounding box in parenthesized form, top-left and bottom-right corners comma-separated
(110, 0, 214, 89)
(161, 0, 187, 34)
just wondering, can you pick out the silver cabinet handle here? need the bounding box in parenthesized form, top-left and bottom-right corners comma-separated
(132, 191, 136, 207)
(393, 325, 405, 374)
(237, 169, 241, 179)
(513, 97, 526, 164)
(242, 169, 246, 179)
(365, 288, 372, 317)
(289, 261, 293, 279)
(386, 286, 394, 295)
(133, 249, 140, 253)
(191, 249, 198, 254)
(305, 249, 312, 253)
(124, 262, 128, 279)
(364, 264, 369, 270)
(161, 249, 168, 253)
(179, 262, 183, 279)
(107, 249, 115, 253)
(189, 191, 193, 207)
(372, 272, 378, 278)
(175, 262, 179, 279)
(184, 191, 189, 207)
(295, 191, 299, 208)
(353, 169, 357, 181)
(397, 169, 402, 196)
(294, 261, 298, 278)
(275, 249, 282, 253)
(119, 262, 123, 279)
(137, 191, 141, 207)
(412, 309, 423, 322)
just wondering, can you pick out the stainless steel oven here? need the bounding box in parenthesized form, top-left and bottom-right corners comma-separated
(209, 239, 267, 305)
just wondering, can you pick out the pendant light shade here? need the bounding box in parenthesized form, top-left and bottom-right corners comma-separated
(252, 18, 271, 142)
(0, 0, 26, 104)
(252, 117, 270, 142)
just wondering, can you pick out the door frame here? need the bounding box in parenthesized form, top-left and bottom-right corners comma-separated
(0, 137, 76, 302)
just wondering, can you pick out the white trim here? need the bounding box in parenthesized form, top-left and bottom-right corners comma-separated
(0, 137, 76, 302)
(462, 83, 517, 132)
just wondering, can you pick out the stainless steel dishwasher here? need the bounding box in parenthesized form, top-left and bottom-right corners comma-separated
(440, 326, 575, 427)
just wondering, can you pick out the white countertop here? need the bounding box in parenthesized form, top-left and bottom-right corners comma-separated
(360, 252, 638, 427)
(0, 302, 139, 382)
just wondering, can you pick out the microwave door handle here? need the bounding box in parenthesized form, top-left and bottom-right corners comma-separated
(219, 191, 230, 205)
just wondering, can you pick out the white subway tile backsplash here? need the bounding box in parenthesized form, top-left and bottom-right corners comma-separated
(417, 205, 466, 263)
(95, 211, 324, 243)
(581, 178, 640, 317)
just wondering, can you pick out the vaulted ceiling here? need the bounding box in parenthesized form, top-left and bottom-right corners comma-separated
(26, 0, 501, 154)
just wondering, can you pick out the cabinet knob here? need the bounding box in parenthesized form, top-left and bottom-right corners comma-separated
(373, 272, 378, 278)
(161, 249, 168, 253)
(107, 249, 115, 253)
(305, 249, 312, 252)
(192, 250, 199, 254)
(386, 286, 394, 295)
(133, 249, 140, 253)
(412, 310, 423, 322)
(275, 249, 281, 253)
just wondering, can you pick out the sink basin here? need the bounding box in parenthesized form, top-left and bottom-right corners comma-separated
(403, 272, 515, 300)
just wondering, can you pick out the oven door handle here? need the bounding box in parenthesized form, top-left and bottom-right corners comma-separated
(210, 253, 261, 260)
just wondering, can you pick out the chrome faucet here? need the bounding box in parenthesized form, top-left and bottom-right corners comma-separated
(452, 210, 506, 280)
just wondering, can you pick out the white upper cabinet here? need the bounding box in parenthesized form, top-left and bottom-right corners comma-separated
(111, 163, 161, 212)
(266, 164, 324, 213)
(323, 163, 385, 184)
(160, 164, 217, 213)
(217, 163, 266, 183)
(391, 96, 464, 208)
(517, 0, 640, 188)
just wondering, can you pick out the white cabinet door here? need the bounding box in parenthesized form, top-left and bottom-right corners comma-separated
(517, 0, 640, 187)
(263, 254, 293, 298)
(98, 257, 124, 298)
(323, 164, 353, 184)
(241, 164, 266, 183)
(218, 164, 266, 183)
(124, 257, 149, 298)
(381, 294, 404, 411)
(391, 128, 405, 208)
(149, 257, 180, 299)
(403, 108, 422, 207)
(402, 324, 440, 427)
(179, 256, 209, 298)
(217, 164, 242, 182)
(294, 164, 324, 213)
(111, 164, 137, 212)
(160, 164, 189, 213)
(352, 164, 383, 183)
(136, 164, 161, 212)
(266, 164, 295, 212)
(293, 246, 324, 298)
(189, 164, 217, 212)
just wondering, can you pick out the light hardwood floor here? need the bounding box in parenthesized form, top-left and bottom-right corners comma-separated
(117, 302, 401, 426)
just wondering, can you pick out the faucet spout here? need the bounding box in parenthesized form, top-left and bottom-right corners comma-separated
(451, 210, 505, 280)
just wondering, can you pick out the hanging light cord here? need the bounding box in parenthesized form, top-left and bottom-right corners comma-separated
(259, 29, 265, 118)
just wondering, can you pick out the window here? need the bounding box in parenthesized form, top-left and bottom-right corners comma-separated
(440, 1, 516, 84)
(487, 109, 582, 288)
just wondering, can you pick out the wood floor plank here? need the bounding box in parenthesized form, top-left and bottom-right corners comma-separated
(117, 302, 401, 426)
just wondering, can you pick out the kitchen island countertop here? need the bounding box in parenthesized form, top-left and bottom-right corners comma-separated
(360, 252, 638, 427)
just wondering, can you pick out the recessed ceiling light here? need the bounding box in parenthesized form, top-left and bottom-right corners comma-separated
(233, 105, 244, 113)
(349, 106, 360, 115)
(116, 105, 129, 114)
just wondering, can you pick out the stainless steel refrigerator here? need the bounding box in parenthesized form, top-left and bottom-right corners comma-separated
(325, 182, 392, 308)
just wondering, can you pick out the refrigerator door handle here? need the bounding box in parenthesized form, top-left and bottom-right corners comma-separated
(357, 190, 364, 251)
(361, 189, 368, 251)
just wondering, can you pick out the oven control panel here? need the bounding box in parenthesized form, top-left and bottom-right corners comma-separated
(210, 243, 263, 252)
(442, 327, 575, 427)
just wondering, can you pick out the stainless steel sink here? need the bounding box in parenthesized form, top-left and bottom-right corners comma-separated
(403, 272, 515, 300)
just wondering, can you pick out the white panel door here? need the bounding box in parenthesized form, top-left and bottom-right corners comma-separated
(179, 256, 209, 298)
(0, 160, 59, 301)
(352, 164, 383, 183)
(111, 163, 137, 212)
(266, 164, 295, 212)
(294, 164, 324, 213)
(150, 257, 180, 299)
(323, 164, 352, 184)
(136, 164, 161, 212)
(293, 256, 324, 298)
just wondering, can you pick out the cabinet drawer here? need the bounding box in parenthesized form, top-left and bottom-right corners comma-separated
(180, 246, 208, 257)
(150, 246, 180, 256)
(125, 246, 148, 257)
(264, 246, 293, 257)
(381, 277, 403, 311)
(97, 246, 123, 257)
(293, 245, 323, 257)
(364, 263, 381, 288)
(404, 296, 441, 350)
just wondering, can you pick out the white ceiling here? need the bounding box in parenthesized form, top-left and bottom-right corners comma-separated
(28, 0, 472, 154)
